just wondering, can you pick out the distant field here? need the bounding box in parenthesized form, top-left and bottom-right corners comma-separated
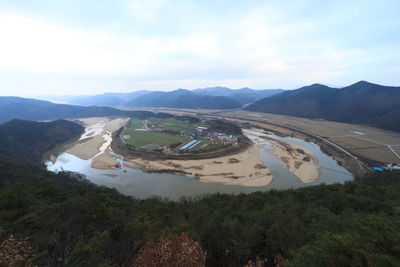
(123, 130, 188, 147)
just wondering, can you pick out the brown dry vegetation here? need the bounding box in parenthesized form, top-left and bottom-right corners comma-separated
(133, 233, 206, 267)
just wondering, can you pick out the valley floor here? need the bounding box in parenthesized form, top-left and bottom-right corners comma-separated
(52, 116, 323, 187)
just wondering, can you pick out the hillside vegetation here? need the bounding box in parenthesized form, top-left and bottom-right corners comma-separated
(246, 81, 400, 132)
(126, 89, 242, 109)
(0, 119, 84, 164)
(0, 158, 399, 266)
(0, 97, 154, 123)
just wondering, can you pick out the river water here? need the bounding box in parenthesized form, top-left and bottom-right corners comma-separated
(46, 130, 352, 200)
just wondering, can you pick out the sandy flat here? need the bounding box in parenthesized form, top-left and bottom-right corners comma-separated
(104, 118, 130, 132)
(124, 144, 273, 187)
(267, 138, 320, 183)
(244, 128, 320, 183)
(92, 152, 121, 170)
(50, 154, 57, 164)
(104, 173, 118, 177)
(65, 117, 129, 161)
(66, 135, 104, 160)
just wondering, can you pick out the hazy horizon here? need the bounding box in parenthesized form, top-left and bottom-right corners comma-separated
(0, 0, 399, 97)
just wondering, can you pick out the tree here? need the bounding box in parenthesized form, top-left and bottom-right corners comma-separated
(133, 233, 206, 267)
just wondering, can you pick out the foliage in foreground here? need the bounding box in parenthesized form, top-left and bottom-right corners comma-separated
(0, 159, 399, 266)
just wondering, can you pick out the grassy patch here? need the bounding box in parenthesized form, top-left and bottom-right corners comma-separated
(129, 118, 144, 129)
(149, 118, 204, 132)
(123, 130, 189, 147)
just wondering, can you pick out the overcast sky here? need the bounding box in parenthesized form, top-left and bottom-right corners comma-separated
(0, 0, 399, 96)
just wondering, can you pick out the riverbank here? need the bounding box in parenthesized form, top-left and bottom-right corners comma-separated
(123, 144, 273, 187)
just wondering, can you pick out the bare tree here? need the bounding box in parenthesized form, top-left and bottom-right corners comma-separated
(133, 233, 206, 267)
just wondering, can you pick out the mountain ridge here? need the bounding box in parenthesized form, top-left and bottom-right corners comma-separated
(0, 96, 155, 123)
(246, 81, 400, 131)
(41, 87, 283, 107)
(125, 89, 243, 109)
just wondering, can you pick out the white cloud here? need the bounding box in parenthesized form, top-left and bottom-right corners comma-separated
(129, 0, 168, 22)
(0, 0, 399, 96)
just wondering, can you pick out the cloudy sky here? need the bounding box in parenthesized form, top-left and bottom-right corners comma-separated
(0, 0, 399, 96)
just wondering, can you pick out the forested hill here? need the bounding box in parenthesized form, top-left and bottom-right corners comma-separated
(125, 89, 242, 109)
(245, 81, 400, 132)
(0, 96, 154, 123)
(0, 119, 84, 164)
(0, 158, 399, 266)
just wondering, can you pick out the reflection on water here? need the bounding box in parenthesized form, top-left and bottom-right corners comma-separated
(46, 132, 352, 200)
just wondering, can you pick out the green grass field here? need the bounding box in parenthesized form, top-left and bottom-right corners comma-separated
(149, 118, 204, 132)
(129, 118, 144, 129)
(122, 117, 206, 148)
(123, 130, 189, 147)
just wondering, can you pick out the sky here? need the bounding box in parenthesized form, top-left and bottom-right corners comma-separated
(0, 0, 399, 96)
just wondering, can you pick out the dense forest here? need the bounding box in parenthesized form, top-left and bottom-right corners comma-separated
(246, 81, 400, 132)
(0, 158, 399, 266)
(0, 119, 84, 164)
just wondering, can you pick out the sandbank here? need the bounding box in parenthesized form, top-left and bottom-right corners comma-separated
(65, 117, 129, 161)
(124, 144, 273, 187)
(92, 152, 121, 170)
(244, 129, 320, 183)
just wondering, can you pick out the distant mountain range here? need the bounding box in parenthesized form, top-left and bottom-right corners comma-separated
(125, 89, 242, 109)
(41, 87, 283, 108)
(0, 119, 84, 164)
(0, 97, 154, 123)
(245, 81, 400, 131)
(4, 81, 400, 132)
(192, 87, 284, 105)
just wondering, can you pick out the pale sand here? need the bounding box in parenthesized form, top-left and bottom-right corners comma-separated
(66, 135, 104, 160)
(243, 128, 320, 183)
(50, 154, 57, 164)
(104, 173, 118, 177)
(66, 117, 129, 161)
(267, 138, 320, 183)
(91, 152, 121, 170)
(79, 117, 106, 127)
(104, 118, 130, 132)
(124, 144, 273, 187)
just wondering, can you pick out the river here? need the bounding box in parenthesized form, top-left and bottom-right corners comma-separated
(46, 129, 352, 200)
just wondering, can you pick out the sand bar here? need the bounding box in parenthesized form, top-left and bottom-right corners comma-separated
(92, 152, 121, 170)
(244, 128, 320, 183)
(124, 144, 273, 187)
(65, 117, 129, 161)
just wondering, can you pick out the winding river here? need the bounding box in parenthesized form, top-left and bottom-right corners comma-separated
(46, 128, 352, 200)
